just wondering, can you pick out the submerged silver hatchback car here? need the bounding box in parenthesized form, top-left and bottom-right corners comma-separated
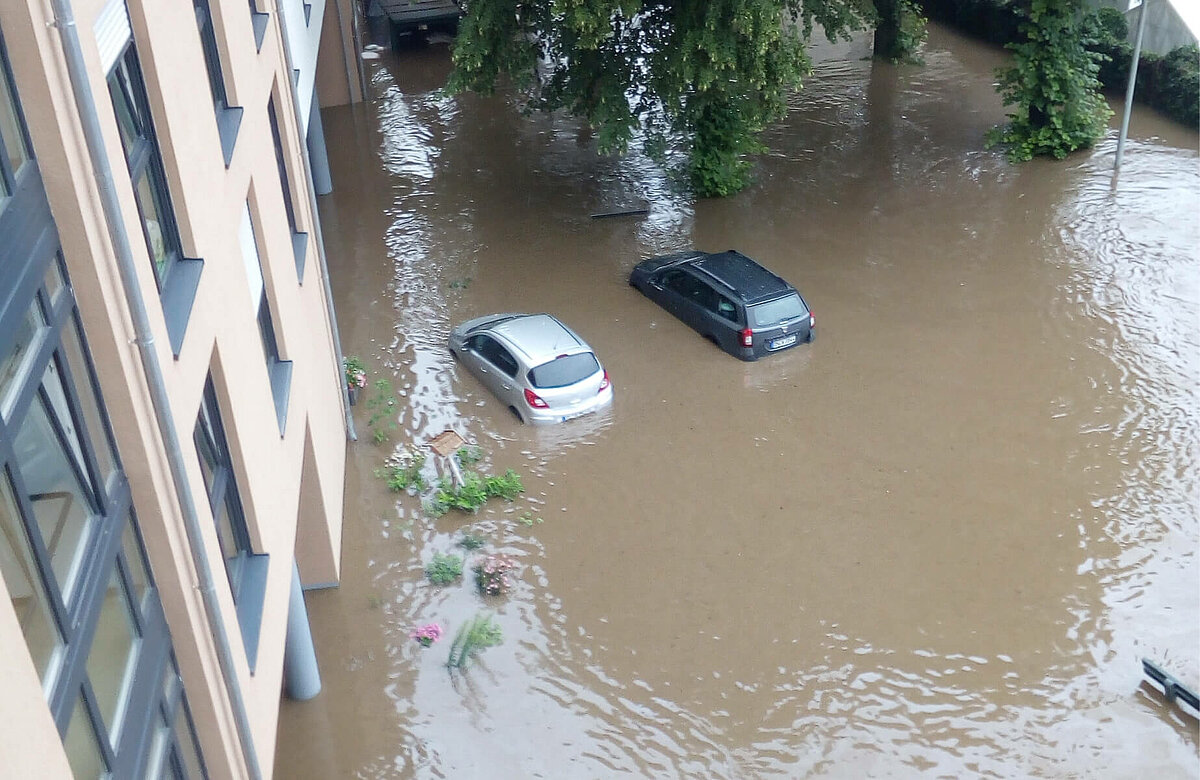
(449, 314, 613, 424)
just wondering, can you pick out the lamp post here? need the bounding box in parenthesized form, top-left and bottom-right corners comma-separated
(1114, 0, 1150, 175)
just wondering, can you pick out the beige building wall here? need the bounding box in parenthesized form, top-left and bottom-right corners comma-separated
(0, 0, 350, 775)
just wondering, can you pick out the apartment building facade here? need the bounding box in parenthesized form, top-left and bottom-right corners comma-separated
(0, 0, 353, 776)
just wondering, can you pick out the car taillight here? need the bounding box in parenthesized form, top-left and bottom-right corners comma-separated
(740, 328, 754, 347)
(524, 388, 549, 408)
(809, 310, 815, 328)
(597, 370, 610, 392)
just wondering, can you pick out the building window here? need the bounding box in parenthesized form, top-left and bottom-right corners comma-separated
(268, 97, 308, 277)
(193, 376, 268, 668)
(0, 249, 206, 776)
(107, 45, 202, 357)
(0, 31, 32, 206)
(194, 0, 242, 165)
(248, 0, 268, 51)
(239, 204, 292, 432)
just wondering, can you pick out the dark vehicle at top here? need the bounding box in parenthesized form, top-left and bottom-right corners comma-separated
(629, 250, 815, 360)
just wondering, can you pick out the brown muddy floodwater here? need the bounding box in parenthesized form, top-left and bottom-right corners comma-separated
(275, 24, 1199, 779)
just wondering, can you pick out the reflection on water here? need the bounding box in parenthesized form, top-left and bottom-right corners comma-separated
(278, 22, 1199, 779)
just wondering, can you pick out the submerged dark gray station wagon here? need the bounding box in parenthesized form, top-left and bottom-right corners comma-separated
(629, 250, 815, 360)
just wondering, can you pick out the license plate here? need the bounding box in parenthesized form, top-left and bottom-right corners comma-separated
(769, 334, 797, 350)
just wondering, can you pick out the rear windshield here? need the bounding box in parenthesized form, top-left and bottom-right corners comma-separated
(528, 352, 601, 389)
(748, 294, 807, 327)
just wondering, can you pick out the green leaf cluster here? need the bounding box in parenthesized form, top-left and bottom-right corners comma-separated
(448, 0, 873, 196)
(446, 612, 504, 669)
(987, 0, 1111, 162)
(427, 469, 525, 516)
(375, 449, 427, 493)
(425, 552, 464, 585)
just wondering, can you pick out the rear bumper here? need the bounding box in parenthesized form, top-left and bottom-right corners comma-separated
(526, 386, 614, 424)
(739, 327, 813, 360)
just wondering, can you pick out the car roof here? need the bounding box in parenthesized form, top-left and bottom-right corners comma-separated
(489, 314, 587, 363)
(691, 251, 793, 304)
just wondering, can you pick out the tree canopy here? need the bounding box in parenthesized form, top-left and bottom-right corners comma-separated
(448, 0, 875, 196)
(987, 0, 1111, 161)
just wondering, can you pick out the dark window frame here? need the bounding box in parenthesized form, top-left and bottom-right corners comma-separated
(194, 0, 243, 166)
(106, 45, 203, 358)
(0, 251, 206, 778)
(267, 96, 308, 279)
(192, 376, 269, 669)
(248, 0, 269, 51)
(0, 27, 33, 206)
(242, 206, 293, 432)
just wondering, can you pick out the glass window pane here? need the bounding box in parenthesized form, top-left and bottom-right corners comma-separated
(134, 169, 172, 285)
(0, 64, 30, 178)
(0, 476, 63, 688)
(85, 569, 140, 740)
(193, 414, 219, 500)
(174, 701, 206, 779)
(141, 712, 171, 780)
(108, 59, 146, 155)
(268, 99, 298, 231)
(12, 392, 96, 600)
(121, 518, 151, 615)
(59, 319, 120, 489)
(44, 255, 66, 303)
(64, 696, 107, 780)
(214, 492, 244, 592)
(0, 299, 45, 409)
(40, 355, 89, 480)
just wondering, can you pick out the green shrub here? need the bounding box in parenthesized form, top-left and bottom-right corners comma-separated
(426, 469, 524, 516)
(446, 612, 503, 669)
(457, 532, 487, 550)
(365, 379, 397, 444)
(425, 552, 464, 585)
(986, 0, 1112, 161)
(920, 0, 1197, 132)
(375, 448, 427, 493)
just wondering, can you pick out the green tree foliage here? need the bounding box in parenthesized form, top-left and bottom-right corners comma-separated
(987, 0, 1112, 162)
(872, 0, 926, 63)
(448, 0, 873, 196)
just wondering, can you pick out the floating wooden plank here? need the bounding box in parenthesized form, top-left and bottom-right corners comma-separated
(427, 429, 465, 458)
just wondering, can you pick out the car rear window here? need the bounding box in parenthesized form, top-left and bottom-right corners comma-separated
(748, 294, 807, 326)
(528, 353, 600, 389)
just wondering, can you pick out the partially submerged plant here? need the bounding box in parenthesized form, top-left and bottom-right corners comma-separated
(517, 511, 542, 527)
(446, 612, 502, 669)
(426, 469, 524, 516)
(410, 623, 443, 647)
(376, 447, 427, 493)
(365, 379, 398, 444)
(457, 532, 487, 550)
(425, 552, 464, 585)
(343, 355, 368, 390)
(473, 554, 517, 596)
(456, 445, 484, 466)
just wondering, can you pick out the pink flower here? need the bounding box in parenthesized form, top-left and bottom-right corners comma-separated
(410, 623, 442, 647)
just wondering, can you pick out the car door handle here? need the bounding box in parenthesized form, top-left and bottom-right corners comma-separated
(500, 384, 511, 391)
(479, 366, 489, 373)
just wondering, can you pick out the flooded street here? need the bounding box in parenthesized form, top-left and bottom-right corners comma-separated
(276, 24, 1199, 778)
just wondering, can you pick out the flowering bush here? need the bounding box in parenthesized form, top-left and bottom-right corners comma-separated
(410, 623, 443, 647)
(343, 355, 367, 389)
(473, 555, 517, 596)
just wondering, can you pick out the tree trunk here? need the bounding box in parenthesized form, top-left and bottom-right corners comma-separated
(874, 0, 902, 61)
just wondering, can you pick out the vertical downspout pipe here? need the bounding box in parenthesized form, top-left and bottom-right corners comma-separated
(277, 4, 357, 442)
(47, 2, 263, 778)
